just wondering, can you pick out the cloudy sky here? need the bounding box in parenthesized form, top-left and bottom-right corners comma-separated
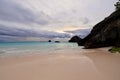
(0, 0, 118, 41)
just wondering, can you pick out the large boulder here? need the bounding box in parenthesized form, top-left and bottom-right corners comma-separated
(78, 9, 120, 48)
(69, 36, 82, 42)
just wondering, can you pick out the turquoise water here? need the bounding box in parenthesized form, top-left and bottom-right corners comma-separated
(0, 42, 82, 56)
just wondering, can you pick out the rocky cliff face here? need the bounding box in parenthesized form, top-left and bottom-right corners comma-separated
(78, 9, 120, 48)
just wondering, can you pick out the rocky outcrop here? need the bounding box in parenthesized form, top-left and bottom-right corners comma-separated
(69, 36, 82, 42)
(78, 9, 120, 48)
(55, 41, 60, 43)
(48, 40, 52, 42)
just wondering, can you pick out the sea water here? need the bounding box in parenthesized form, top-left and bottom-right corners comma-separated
(0, 42, 82, 56)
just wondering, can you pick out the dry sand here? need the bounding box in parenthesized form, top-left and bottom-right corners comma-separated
(0, 48, 120, 80)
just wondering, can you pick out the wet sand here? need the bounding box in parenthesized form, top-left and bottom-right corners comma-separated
(0, 48, 120, 80)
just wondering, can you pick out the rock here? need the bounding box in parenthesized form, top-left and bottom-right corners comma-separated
(69, 36, 82, 42)
(55, 41, 60, 43)
(48, 40, 52, 42)
(78, 9, 120, 48)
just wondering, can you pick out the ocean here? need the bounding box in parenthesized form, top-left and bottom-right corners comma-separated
(0, 42, 83, 56)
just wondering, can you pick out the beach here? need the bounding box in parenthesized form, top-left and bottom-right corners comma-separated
(0, 0, 119, 80)
(0, 47, 120, 80)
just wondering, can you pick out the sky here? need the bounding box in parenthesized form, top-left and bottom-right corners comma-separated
(0, 0, 118, 41)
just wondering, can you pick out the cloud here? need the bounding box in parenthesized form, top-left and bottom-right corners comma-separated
(0, 0, 50, 25)
(0, 0, 118, 42)
(0, 24, 70, 41)
(81, 17, 90, 24)
(65, 28, 92, 38)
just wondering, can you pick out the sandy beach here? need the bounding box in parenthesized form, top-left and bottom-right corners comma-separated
(0, 48, 120, 80)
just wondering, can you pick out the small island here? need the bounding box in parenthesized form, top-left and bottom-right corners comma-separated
(48, 40, 52, 42)
(55, 41, 60, 43)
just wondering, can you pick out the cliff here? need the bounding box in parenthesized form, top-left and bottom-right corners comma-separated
(78, 9, 120, 48)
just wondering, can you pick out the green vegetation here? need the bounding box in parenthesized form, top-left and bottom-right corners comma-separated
(109, 47, 120, 53)
(114, 0, 120, 10)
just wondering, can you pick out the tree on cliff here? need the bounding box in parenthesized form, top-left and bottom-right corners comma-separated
(114, 0, 120, 10)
